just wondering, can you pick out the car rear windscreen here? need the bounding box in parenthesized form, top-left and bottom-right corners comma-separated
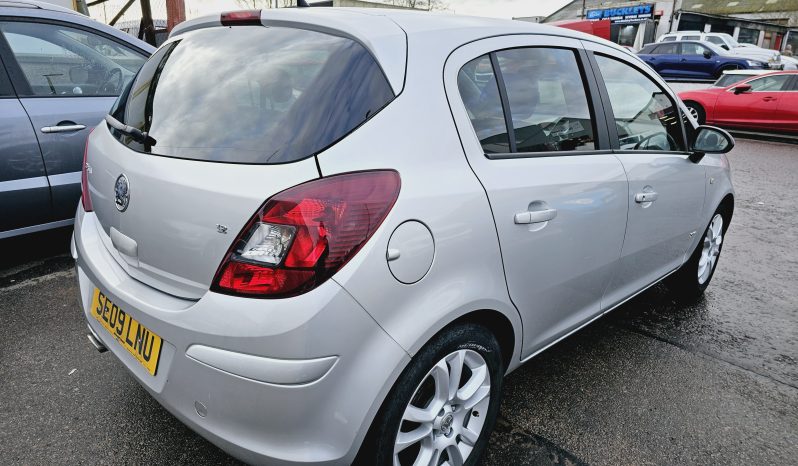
(109, 26, 395, 164)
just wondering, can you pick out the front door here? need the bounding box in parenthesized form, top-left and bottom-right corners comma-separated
(0, 20, 146, 222)
(446, 36, 628, 357)
(586, 44, 707, 308)
(679, 42, 718, 80)
(0, 59, 52, 236)
(714, 73, 793, 131)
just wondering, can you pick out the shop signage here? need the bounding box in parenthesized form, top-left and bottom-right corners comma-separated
(586, 4, 654, 24)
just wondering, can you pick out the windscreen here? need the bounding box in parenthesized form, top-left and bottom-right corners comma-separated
(110, 26, 394, 164)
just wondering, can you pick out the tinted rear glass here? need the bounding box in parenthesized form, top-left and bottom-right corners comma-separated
(111, 26, 394, 164)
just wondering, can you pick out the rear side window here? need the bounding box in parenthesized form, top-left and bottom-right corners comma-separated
(112, 26, 394, 164)
(683, 35, 701, 41)
(457, 55, 511, 153)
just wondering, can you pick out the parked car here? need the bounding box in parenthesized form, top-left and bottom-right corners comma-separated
(658, 31, 790, 69)
(0, 0, 152, 239)
(74, 9, 736, 465)
(679, 71, 798, 134)
(712, 69, 771, 87)
(638, 40, 768, 80)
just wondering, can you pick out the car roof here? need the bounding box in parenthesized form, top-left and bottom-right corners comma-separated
(171, 7, 633, 95)
(0, 0, 79, 14)
(0, 0, 155, 53)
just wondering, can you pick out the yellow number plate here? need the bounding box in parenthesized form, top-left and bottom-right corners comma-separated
(90, 288, 163, 376)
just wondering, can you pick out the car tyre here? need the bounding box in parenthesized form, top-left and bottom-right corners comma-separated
(666, 207, 728, 300)
(685, 101, 706, 125)
(356, 323, 504, 466)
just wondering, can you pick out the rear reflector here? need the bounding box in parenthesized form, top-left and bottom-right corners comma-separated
(220, 10, 262, 26)
(212, 170, 401, 298)
(81, 128, 95, 212)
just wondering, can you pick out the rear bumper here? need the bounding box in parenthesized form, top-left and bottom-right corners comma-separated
(73, 207, 410, 465)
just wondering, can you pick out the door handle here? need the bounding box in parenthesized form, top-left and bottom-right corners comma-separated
(514, 208, 557, 224)
(762, 96, 777, 102)
(41, 124, 86, 133)
(634, 191, 659, 203)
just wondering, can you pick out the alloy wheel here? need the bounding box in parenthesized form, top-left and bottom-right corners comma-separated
(698, 213, 723, 285)
(393, 349, 491, 466)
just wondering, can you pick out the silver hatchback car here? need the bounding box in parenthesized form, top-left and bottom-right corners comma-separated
(73, 8, 735, 465)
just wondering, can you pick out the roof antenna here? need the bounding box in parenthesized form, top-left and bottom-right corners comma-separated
(297, 0, 310, 6)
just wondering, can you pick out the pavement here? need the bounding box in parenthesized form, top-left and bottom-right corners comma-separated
(1, 135, 796, 465)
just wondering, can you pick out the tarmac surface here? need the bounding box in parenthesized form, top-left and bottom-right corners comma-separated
(1, 133, 796, 464)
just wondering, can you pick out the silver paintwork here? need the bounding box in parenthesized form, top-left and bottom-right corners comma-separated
(74, 10, 735, 465)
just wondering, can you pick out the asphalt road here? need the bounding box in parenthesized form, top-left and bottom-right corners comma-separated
(1, 136, 796, 465)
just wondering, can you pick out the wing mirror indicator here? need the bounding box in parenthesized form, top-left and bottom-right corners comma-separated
(691, 125, 734, 161)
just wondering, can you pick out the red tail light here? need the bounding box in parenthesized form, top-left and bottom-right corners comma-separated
(220, 10, 262, 26)
(81, 128, 95, 212)
(212, 170, 401, 298)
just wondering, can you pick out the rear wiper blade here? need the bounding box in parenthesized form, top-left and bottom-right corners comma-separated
(104, 114, 156, 146)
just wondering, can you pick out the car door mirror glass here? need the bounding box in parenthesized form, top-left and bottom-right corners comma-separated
(733, 84, 752, 94)
(69, 66, 89, 85)
(692, 125, 734, 154)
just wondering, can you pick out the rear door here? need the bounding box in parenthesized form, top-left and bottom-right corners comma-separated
(446, 35, 628, 357)
(714, 74, 792, 130)
(0, 52, 52, 236)
(0, 19, 147, 222)
(584, 43, 706, 308)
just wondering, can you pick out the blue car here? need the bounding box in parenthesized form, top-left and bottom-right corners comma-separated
(0, 1, 152, 240)
(638, 40, 767, 80)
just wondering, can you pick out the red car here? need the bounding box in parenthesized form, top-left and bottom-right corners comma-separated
(679, 71, 798, 134)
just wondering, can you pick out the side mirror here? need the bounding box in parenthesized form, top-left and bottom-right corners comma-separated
(721, 44, 730, 51)
(732, 84, 752, 94)
(691, 125, 734, 161)
(69, 66, 89, 84)
(703, 50, 713, 59)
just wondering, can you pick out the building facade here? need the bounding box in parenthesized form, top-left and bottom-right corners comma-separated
(541, 0, 798, 52)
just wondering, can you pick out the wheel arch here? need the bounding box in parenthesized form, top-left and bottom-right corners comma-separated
(717, 192, 734, 232)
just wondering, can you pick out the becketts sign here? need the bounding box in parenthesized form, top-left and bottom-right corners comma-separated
(586, 4, 654, 24)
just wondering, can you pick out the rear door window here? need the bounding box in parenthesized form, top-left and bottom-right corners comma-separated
(112, 26, 394, 164)
(495, 48, 595, 153)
